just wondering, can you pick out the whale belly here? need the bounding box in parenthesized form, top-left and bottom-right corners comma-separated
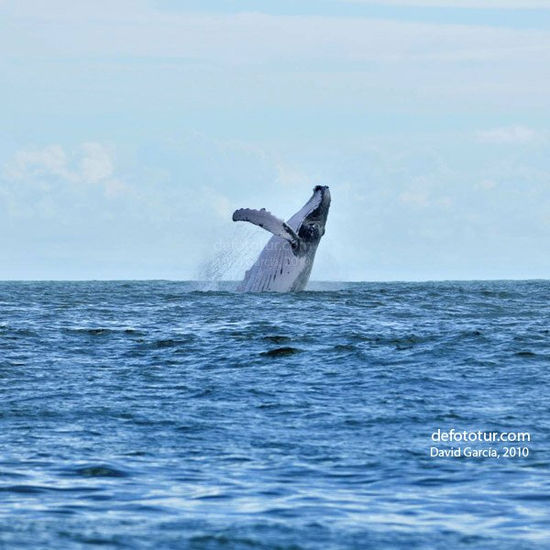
(238, 236, 311, 292)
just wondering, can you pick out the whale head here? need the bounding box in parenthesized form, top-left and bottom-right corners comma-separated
(288, 185, 331, 245)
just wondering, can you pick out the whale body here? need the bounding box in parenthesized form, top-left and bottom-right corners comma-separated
(232, 186, 331, 292)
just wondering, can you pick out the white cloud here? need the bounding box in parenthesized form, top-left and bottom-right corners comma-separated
(4, 142, 127, 196)
(80, 142, 114, 183)
(396, 173, 454, 210)
(0, 0, 149, 18)
(5, 0, 550, 17)
(340, 0, 550, 8)
(2, 3, 550, 113)
(6, 145, 73, 184)
(2, 5, 549, 65)
(275, 163, 312, 188)
(479, 179, 498, 189)
(476, 126, 539, 144)
(399, 190, 430, 207)
(204, 188, 235, 220)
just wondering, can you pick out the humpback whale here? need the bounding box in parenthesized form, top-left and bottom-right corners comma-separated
(232, 186, 331, 292)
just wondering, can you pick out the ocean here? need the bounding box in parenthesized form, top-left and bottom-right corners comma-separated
(1, 280, 549, 549)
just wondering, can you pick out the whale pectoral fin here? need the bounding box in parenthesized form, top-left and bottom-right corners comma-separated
(232, 208, 300, 249)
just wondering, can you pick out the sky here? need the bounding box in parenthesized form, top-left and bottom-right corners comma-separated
(1, 0, 549, 281)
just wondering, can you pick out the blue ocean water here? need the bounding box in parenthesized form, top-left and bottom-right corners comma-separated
(1, 280, 549, 549)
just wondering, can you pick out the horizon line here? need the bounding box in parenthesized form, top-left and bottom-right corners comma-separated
(0, 278, 548, 283)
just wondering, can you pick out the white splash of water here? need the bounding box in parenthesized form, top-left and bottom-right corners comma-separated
(195, 224, 266, 291)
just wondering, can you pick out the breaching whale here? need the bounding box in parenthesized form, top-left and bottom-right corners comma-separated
(232, 185, 331, 292)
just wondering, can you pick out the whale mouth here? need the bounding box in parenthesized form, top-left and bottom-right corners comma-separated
(305, 186, 330, 222)
(285, 185, 331, 233)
